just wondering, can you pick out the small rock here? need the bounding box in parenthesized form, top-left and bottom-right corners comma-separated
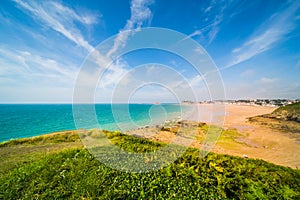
(198, 122, 206, 127)
(243, 154, 248, 159)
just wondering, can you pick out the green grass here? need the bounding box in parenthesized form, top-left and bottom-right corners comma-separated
(0, 131, 82, 178)
(272, 102, 300, 123)
(248, 102, 300, 133)
(1, 130, 300, 199)
(274, 102, 300, 114)
(0, 130, 80, 147)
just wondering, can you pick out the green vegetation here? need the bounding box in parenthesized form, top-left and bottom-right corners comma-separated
(0, 131, 80, 147)
(0, 131, 82, 178)
(248, 102, 300, 133)
(1, 130, 300, 199)
(273, 102, 300, 122)
(274, 102, 300, 113)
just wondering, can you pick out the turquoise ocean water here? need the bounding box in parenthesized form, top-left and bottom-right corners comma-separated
(0, 104, 185, 142)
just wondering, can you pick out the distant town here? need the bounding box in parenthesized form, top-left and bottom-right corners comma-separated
(182, 99, 300, 107)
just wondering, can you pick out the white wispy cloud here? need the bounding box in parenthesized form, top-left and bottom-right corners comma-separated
(223, 1, 300, 70)
(205, 0, 256, 45)
(107, 0, 154, 57)
(186, 30, 202, 39)
(0, 0, 98, 98)
(179, 30, 203, 45)
(206, 14, 223, 44)
(50, 1, 99, 25)
(204, 5, 213, 14)
(13, 0, 98, 52)
(98, 59, 129, 88)
(188, 1, 230, 45)
(13, 0, 154, 90)
(96, 0, 154, 88)
(0, 46, 76, 84)
(260, 77, 278, 83)
(75, 0, 154, 97)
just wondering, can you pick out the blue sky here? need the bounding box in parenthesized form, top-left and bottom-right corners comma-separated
(0, 0, 300, 103)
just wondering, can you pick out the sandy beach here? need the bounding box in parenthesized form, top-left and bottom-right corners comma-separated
(138, 104, 300, 169)
(183, 103, 275, 127)
(186, 104, 300, 169)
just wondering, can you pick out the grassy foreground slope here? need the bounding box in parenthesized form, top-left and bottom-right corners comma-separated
(0, 130, 82, 177)
(1, 131, 300, 199)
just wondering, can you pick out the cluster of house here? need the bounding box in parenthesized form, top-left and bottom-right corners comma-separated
(182, 99, 300, 107)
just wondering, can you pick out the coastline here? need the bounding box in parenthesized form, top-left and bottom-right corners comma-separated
(1, 104, 299, 169)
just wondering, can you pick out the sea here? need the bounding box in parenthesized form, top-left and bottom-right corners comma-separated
(0, 104, 188, 142)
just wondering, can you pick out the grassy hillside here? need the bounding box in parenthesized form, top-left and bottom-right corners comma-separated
(1, 130, 299, 199)
(249, 102, 300, 133)
(0, 130, 82, 178)
(272, 102, 300, 122)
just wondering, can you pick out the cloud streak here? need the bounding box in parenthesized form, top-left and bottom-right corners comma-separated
(97, 0, 154, 88)
(13, 0, 154, 90)
(188, 1, 231, 45)
(0, 46, 77, 86)
(222, 1, 300, 70)
(107, 0, 154, 57)
(260, 77, 277, 83)
(13, 0, 98, 52)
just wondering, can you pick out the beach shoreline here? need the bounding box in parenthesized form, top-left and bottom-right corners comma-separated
(1, 104, 299, 169)
(182, 103, 276, 128)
